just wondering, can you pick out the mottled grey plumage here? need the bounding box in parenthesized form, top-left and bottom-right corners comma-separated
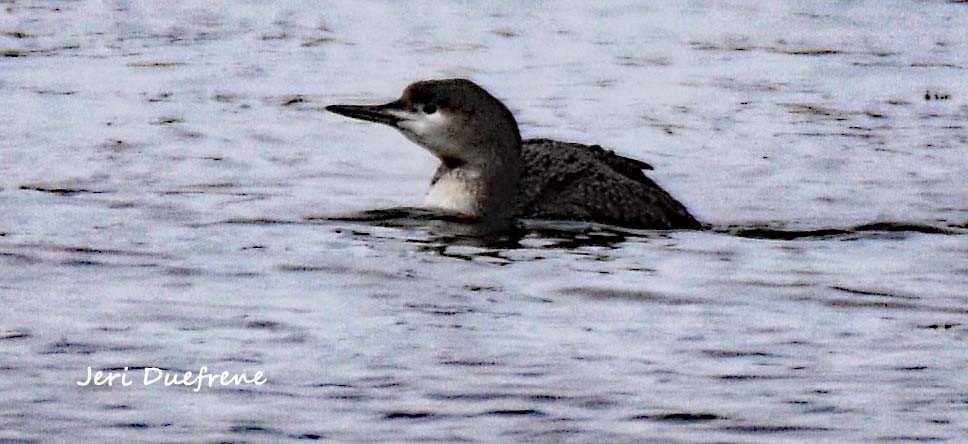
(326, 78, 702, 230)
(517, 138, 701, 229)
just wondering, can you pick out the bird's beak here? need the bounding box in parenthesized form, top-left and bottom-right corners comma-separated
(325, 101, 405, 127)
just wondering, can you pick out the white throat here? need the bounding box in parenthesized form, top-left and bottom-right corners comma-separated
(423, 168, 481, 216)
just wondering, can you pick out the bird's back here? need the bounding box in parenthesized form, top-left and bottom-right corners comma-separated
(515, 138, 702, 229)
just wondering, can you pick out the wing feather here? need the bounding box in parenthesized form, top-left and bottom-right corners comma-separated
(515, 138, 701, 229)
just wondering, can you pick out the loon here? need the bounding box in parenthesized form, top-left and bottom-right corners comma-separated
(325, 79, 702, 231)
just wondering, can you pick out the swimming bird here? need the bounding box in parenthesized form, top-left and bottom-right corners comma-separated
(326, 79, 702, 230)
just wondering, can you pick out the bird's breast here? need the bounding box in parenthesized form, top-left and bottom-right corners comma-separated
(424, 174, 479, 216)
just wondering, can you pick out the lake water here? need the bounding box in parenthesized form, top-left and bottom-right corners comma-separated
(1, 1, 967, 442)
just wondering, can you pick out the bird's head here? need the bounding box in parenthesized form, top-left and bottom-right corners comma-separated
(326, 79, 521, 167)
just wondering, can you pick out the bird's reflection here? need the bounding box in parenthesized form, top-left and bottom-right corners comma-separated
(317, 207, 674, 261)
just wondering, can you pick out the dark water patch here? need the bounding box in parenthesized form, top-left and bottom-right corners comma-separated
(407, 303, 476, 316)
(301, 37, 336, 47)
(0, 329, 30, 340)
(262, 32, 290, 40)
(144, 91, 173, 103)
(831, 286, 919, 300)
(243, 319, 284, 331)
(61, 259, 106, 267)
(326, 393, 369, 401)
(0, 438, 40, 444)
(877, 436, 947, 442)
(801, 405, 855, 414)
(96, 139, 144, 152)
(527, 394, 564, 403)
(720, 221, 965, 240)
(43, 341, 154, 355)
(778, 131, 879, 139)
(4, 243, 165, 259)
(892, 366, 929, 371)
(94, 326, 131, 333)
(427, 392, 512, 401)
(482, 409, 546, 417)
(431, 247, 518, 265)
(384, 411, 438, 420)
(278, 263, 413, 281)
(491, 28, 519, 38)
(151, 116, 183, 125)
(718, 374, 795, 381)
(223, 355, 265, 364)
(913, 62, 962, 69)
(0, 251, 41, 264)
(560, 287, 708, 305)
(19, 184, 108, 195)
(219, 217, 302, 225)
(513, 427, 585, 440)
(629, 412, 723, 423)
(615, 55, 672, 67)
(1, 44, 79, 57)
(34, 89, 76, 96)
(40, 340, 98, 355)
(355, 375, 403, 387)
(741, 279, 813, 289)
(464, 284, 501, 292)
(127, 60, 186, 67)
(576, 397, 617, 410)
(280, 95, 306, 106)
(721, 424, 832, 434)
(110, 422, 165, 429)
(313, 382, 354, 388)
(106, 200, 138, 209)
(690, 41, 894, 59)
(2, 30, 33, 38)
(778, 48, 844, 56)
(320, 207, 483, 226)
(855, 222, 961, 234)
(689, 41, 756, 52)
(825, 299, 920, 310)
(917, 322, 959, 330)
(101, 404, 131, 410)
(231, 271, 262, 278)
(701, 349, 780, 359)
(277, 264, 346, 273)
(824, 298, 968, 314)
(229, 423, 285, 436)
(162, 266, 204, 277)
(322, 208, 669, 250)
(439, 360, 500, 367)
(291, 433, 326, 440)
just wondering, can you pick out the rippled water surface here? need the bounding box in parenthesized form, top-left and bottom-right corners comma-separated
(2, 1, 968, 442)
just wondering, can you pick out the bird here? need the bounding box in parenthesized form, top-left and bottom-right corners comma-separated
(325, 79, 702, 231)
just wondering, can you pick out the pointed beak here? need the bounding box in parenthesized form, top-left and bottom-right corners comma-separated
(325, 101, 405, 127)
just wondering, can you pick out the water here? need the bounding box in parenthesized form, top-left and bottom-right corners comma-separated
(2, 1, 967, 442)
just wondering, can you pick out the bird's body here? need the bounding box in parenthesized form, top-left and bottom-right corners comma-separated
(326, 79, 702, 231)
(515, 138, 701, 229)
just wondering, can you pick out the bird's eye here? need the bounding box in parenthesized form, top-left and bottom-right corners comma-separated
(422, 104, 437, 114)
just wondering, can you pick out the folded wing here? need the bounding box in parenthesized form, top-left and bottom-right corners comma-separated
(515, 138, 702, 229)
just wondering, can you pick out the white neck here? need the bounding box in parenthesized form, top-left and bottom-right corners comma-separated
(424, 166, 482, 216)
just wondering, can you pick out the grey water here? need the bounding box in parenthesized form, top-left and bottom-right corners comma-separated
(2, 1, 967, 443)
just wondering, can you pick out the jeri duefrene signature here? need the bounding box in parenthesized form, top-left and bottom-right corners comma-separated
(77, 366, 267, 392)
